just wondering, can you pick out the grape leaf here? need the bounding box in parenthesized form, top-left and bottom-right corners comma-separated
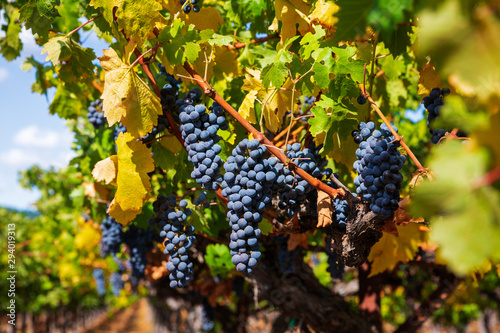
(19, 0, 54, 41)
(316, 190, 333, 228)
(98, 48, 162, 138)
(239, 90, 259, 124)
(49, 82, 83, 118)
(333, 0, 375, 42)
(270, 0, 311, 46)
(204, 244, 233, 278)
(42, 35, 96, 84)
(92, 155, 118, 185)
(90, 0, 164, 45)
(259, 220, 273, 235)
(309, 0, 339, 34)
(417, 61, 442, 97)
(368, 223, 425, 277)
(0, 10, 23, 61)
(108, 132, 154, 224)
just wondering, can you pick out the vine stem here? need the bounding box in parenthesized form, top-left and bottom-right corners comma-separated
(183, 62, 343, 198)
(359, 83, 426, 172)
(67, 14, 103, 37)
(92, 80, 103, 94)
(367, 34, 378, 121)
(130, 43, 162, 68)
(227, 34, 280, 50)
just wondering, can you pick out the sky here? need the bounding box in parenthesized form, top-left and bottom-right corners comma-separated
(0, 12, 109, 211)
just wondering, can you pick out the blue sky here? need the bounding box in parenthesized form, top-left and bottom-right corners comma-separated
(0, 13, 109, 210)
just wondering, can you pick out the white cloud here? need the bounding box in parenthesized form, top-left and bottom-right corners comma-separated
(0, 147, 75, 169)
(0, 67, 8, 83)
(13, 125, 73, 148)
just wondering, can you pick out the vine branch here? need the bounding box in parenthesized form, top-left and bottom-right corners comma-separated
(67, 14, 103, 37)
(183, 62, 344, 199)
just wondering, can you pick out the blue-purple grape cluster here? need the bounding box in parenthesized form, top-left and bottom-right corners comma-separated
(149, 194, 196, 288)
(100, 215, 123, 257)
(124, 226, 157, 279)
(352, 122, 405, 217)
(276, 143, 322, 217)
(179, 98, 227, 191)
(201, 298, 214, 331)
(87, 99, 105, 129)
(180, 0, 201, 13)
(333, 198, 350, 231)
(109, 272, 123, 296)
(423, 87, 466, 144)
(276, 234, 297, 273)
(325, 239, 344, 279)
(221, 139, 278, 273)
(193, 190, 210, 208)
(113, 123, 127, 141)
(93, 269, 105, 295)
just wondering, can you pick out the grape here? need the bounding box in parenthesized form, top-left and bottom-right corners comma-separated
(150, 194, 196, 288)
(109, 272, 123, 296)
(221, 138, 278, 273)
(113, 123, 127, 141)
(93, 269, 106, 296)
(87, 99, 106, 129)
(325, 237, 345, 279)
(275, 143, 323, 217)
(201, 298, 215, 331)
(357, 95, 367, 105)
(333, 198, 350, 231)
(423, 87, 467, 144)
(124, 225, 157, 279)
(179, 98, 226, 191)
(100, 215, 123, 257)
(352, 121, 405, 217)
(180, 0, 201, 14)
(276, 234, 297, 273)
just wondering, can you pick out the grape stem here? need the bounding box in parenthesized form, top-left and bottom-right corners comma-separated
(183, 62, 344, 199)
(359, 83, 426, 172)
(67, 14, 103, 37)
(227, 34, 280, 50)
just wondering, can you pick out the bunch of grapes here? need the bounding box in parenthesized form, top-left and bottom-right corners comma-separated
(325, 239, 345, 279)
(201, 298, 215, 331)
(149, 194, 196, 288)
(221, 138, 278, 273)
(87, 99, 106, 129)
(193, 190, 210, 208)
(179, 98, 227, 191)
(109, 272, 123, 296)
(124, 226, 157, 279)
(275, 234, 297, 273)
(333, 198, 350, 231)
(93, 269, 106, 296)
(100, 215, 124, 257)
(180, 0, 201, 14)
(275, 143, 322, 217)
(423, 87, 466, 144)
(352, 122, 405, 217)
(113, 123, 127, 141)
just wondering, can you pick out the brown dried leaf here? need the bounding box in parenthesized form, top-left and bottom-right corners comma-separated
(316, 190, 333, 228)
(394, 196, 425, 226)
(381, 219, 399, 236)
(287, 233, 308, 251)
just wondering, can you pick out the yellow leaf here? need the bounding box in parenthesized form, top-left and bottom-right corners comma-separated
(75, 224, 100, 251)
(108, 198, 142, 226)
(213, 46, 240, 78)
(309, 0, 339, 34)
(262, 80, 294, 133)
(99, 48, 162, 138)
(368, 223, 425, 277)
(158, 134, 183, 154)
(92, 156, 118, 185)
(239, 90, 258, 124)
(114, 132, 154, 212)
(271, 0, 312, 46)
(417, 61, 442, 98)
(184, 7, 224, 31)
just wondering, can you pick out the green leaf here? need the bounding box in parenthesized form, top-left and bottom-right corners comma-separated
(300, 28, 326, 60)
(261, 62, 288, 88)
(151, 142, 177, 171)
(49, 83, 83, 118)
(159, 21, 202, 65)
(259, 220, 273, 235)
(333, 0, 375, 43)
(332, 46, 365, 83)
(42, 35, 96, 84)
(204, 244, 233, 278)
(0, 10, 23, 61)
(19, 0, 54, 41)
(309, 105, 332, 137)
